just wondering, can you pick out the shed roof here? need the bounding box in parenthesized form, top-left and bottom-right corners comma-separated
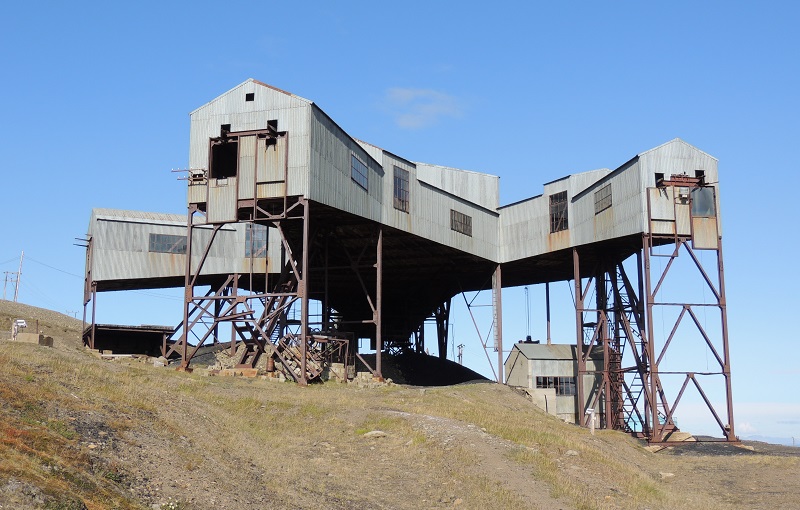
(511, 342, 603, 360)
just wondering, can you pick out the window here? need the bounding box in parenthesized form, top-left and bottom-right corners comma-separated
(594, 184, 612, 214)
(245, 223, 268, 258)
(245, 92, 255, 102)
(351, 154, 368, 190)
(450, 209, 472, 236)
(393, 166, 410, 212)
(549, 191, 568, 233)
(691, 187, 716, 217)
(536, 376, 576, 396)
(210, 139, 238, 179)
(148, 234, 187, 254)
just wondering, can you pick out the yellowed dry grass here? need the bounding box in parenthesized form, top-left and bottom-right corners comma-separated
(1, 340, 797, 510)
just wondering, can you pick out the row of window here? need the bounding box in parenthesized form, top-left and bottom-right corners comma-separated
(147, 227, 267, 257)
(535, 376, 577, 396)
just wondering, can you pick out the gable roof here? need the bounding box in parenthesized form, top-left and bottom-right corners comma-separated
(189, 78, 312, 115)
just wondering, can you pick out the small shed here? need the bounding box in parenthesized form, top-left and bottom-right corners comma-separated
(505, 342, 603, 424)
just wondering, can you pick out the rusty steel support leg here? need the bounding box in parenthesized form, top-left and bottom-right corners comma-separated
(436, 300, 450, 360)
(299, 199, 310, 386)
(642, 233, 658, 440)
(323, 235, 330, 331)
(597, 263, 610, 429)
(90, 284, 97, 350)
(718, 238, 736, 440)
(574, 248, 586, 427)
(545, 282, 551, 345)
(179, 215, 194, 370)
(492, 264, 503, 384)
(375, 228, 383, 381)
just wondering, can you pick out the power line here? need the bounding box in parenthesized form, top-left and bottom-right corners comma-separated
(26, 256, 83, 278)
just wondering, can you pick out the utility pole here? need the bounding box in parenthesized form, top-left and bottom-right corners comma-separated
(13, 251, 23, 302)
(2, 272, 10, 300)
(457, 343, 464, 365)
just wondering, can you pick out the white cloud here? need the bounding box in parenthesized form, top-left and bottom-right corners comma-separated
(737, 421, 757, 434)
(383, 88, 463, 129)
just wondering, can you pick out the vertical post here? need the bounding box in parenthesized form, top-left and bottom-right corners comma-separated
(180, 216, 194, 369)
(573, 249, 586, 426)
(14, 251, 23, 302)
(492, 264, 503, 384)
(299, 199, 310, 386)
(213, 295, 221, 345)
(90, 285, 97, 350)
(375, 228, 383, 380)
(546, 282, 552, 345)
(230, 278, 238, 356)
(323, 235, 330, 330)
(717, 237, 736, 440)
(642, 234, 657, 439)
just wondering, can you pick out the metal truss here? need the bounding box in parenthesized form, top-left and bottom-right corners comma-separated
(576, 189, 735, 443)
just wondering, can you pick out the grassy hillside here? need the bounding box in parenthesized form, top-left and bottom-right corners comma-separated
(1, 301, 798, 510)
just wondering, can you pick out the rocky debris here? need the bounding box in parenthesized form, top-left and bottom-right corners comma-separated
(0, 477, 87, 510)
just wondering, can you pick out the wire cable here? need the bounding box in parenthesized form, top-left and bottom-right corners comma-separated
(26, 256, 83, 278)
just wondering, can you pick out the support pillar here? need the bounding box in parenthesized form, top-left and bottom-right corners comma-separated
(573, 248, 586, 426)
(375, 228, 383, 380)
(492, 264, 503, 384)
(299, 199, 310, 386)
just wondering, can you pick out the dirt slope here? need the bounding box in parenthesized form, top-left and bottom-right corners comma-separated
(1, 301, 798, 510)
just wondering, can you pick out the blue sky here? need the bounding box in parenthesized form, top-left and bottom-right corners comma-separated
(1, 1, 798, 441)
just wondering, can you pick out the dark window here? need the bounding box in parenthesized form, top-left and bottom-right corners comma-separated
(536, 376, 576, 396)
(694, 170, 705, 185)
(245, 223, 268, 258)
(549, 191, 568, 233)
(245, 92, 255, 102)
(393, 166, 410, 212)
(594, 184, 612, 214)
(351, 154, 368, 190)
(655, 172, 665, 186)
(210, 140, 238, 179)
(450, 209, 472, 236)
(691, 187, 716, 217)
(148, 234, 187, 254)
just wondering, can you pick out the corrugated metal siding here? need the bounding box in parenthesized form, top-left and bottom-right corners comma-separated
(189, 80, 311, 206)
(571, 163, 643, 246)
(185, 83, 724, 268)
(373, 150, 499, 260)
(207, 177, 238, 223)
(238, 135, 256, 200)
(416, 163, 499, 211)
(638, 139, 721, 236)
(308, 106, 384, 223)
(256, 136, 287, 198)
(88, 209, 280, 284)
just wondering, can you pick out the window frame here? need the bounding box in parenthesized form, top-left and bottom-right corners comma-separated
(245, 223, 268, 258)
(690, 186, 716, 217)
(351, 153, 369, 191)
(594, 183, 612, 214)
(535, 375, 577, 396)
(450, 209, 473, 236)
(393, 165, 410, 213)
(148, 233, 187, 254)
(549, 191, 569, 233)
